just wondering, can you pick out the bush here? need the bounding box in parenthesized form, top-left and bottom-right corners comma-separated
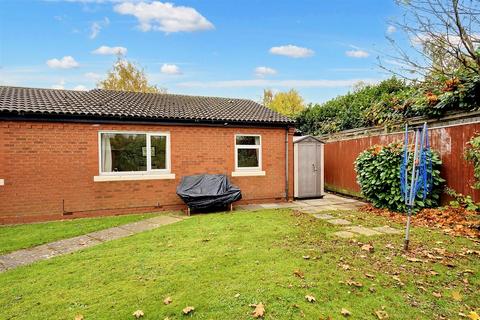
(355, 142, 444, 212)
(465, 132, 480, 189)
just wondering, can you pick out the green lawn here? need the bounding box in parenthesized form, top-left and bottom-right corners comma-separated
(0, 213, 158, 255)
(0, 209, 478, 319)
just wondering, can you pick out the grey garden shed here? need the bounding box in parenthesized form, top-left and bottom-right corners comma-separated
(293, 135, 325, 199)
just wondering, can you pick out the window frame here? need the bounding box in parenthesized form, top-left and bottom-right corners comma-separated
(234, 134, 262, 172)
(97, 130, 171, 176)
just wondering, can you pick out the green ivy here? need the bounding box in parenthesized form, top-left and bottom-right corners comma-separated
(465, 133, 480, 189)
(354, 142, 445, 213)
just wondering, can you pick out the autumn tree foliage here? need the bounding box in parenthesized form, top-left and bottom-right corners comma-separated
(98, 57, 165, 94)
(263, 89, 305, 118)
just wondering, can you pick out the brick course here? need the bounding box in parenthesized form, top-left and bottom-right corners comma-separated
(0, 121, 294, 224)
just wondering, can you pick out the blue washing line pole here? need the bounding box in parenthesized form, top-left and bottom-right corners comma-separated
(400, 122, 431, 251)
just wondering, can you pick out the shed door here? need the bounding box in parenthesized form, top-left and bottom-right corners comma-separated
(297, 143, 322, 198)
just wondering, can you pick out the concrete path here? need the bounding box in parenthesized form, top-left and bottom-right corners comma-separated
(236, 193, 366, 211)
(0, 215, 185, 273)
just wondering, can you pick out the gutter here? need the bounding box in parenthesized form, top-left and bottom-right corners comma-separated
(0, 112, 294, 129)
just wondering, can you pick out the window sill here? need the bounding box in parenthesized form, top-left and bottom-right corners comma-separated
(0, 179, 4, 186)
(231, 171, 266, 177)
(93, 173, 176, 182)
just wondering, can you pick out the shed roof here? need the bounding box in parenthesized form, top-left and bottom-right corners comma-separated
(0, 86, 294, 126)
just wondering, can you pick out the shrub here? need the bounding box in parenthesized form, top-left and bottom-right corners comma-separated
(355, 142, 444, 213)
(465, 132, 480, 189)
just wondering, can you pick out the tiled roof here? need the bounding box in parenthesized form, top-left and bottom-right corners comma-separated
(0, 86, 294, 125)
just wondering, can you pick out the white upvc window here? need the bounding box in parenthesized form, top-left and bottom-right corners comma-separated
(94, 131, 174, 182)
(233, 134, 265, 177)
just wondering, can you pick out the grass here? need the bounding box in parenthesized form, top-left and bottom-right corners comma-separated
(0, 213, 158, 255)
(0, 209, 478, 319)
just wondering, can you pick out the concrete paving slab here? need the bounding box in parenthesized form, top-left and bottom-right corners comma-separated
(46, 235, 101, 254)
(235, 204, 263, 211)
(346, 226, 383, 236)
(333, 231, 356, 238)
(298, 207, 327, 213)
(259, 203, 283, 209)
(326, 218, 352, 225)
(87, 226, 135, 242)
(372, 226, 402, 234)
(313, 213, 336, 220)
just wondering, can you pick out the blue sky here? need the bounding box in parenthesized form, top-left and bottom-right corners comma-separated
(0, 0, 403, 103)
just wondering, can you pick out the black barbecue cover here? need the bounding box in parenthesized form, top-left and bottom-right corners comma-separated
(176, 174, 242, 209)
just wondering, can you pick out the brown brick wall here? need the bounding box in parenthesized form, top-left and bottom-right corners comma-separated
(0, 121, 294, 224)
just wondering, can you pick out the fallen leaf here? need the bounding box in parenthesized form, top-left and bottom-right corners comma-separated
(234, 293, 241, 298)
(293, 270, 305, 279)
(341, 308, 351, 317)
(451, 291, 462, 301)
(303, 255, 310, 260)
(406, 257, 423, 263)
(163, 297, 172, 305)
(340, 264, 350, 270)
(182, 306, 195, 315)
(361, 244, 374, 253)
(74, 315, 84, 320)
(432, 292, 442, 298)
(132, 310, 144, 319)
(251, 303, 265, 318)
(365, 273, 375, 279)
(305, 295, 316, 303)
(468, 311, 480, 320)
(374, 310, 389, 319)
(429, 271, 439, 276)
(346, 280, 363, 288)
(385, 243, 395, 249)
(463, 269, 475, 274)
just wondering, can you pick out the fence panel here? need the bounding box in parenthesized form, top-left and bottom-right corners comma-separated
(323, 119, 480, 202)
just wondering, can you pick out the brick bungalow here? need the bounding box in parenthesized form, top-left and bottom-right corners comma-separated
(0, 86, 295, 224)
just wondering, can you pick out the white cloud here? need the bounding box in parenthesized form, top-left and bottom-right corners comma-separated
(160, 63, 182, 75)
(74, 85, 88, 91)
(92, 45, 127, 55)
(178, 78, 381, 88)
(345, 49, 370, 58)
(51, 80, 66, 89)
(90, 17, 110, 39)
(254, 66, 277, 77)
(114, 1, 214, 33)
(387, 25, 396, 34)
(85, 72, 102, 80)
(46, 56, 80, 69)
(269, 45, 314, 58)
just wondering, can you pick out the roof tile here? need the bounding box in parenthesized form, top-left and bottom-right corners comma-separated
(0, 86, 294, 125)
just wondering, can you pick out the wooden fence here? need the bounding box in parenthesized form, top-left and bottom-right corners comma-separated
(321, 111, 480, 202)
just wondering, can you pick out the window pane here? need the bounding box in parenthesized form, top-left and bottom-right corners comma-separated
(236, 135, 260, 145)
(101, 133, 146, 172)
(151, 135, 167, 170)
(237, 148, 259, 167)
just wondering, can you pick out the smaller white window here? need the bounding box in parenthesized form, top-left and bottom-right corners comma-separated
(235, 134, 262, 172)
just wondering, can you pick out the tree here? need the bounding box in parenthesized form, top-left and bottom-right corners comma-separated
(98, 57, 165, 93)
(264, 89, 305, 117)
(262, 89, 274, 107)
(380, 0, 480, 80)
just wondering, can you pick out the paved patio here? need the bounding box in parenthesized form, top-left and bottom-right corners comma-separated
(235, 193, 366, 211)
